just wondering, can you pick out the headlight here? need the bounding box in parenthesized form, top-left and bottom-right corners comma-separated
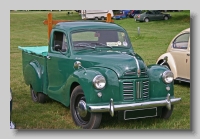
(93, 75, 106, 89)
(162, 71, 174, 84)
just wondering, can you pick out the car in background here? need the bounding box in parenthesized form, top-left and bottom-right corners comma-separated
(134, 10, 171, 22)
(113, 14, 126, 20)
(113, 10, 130, 20)
(10, 88, 15, 129)
(129, 10, 142, 18)
(156, 28, 190, 83)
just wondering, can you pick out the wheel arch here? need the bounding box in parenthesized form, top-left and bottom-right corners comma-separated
(63, 69, 103, 106)
(23, 60, 43, 92)
(156, 53, 178, 79)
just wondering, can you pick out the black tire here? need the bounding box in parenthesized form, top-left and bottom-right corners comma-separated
(30, 86, 47, 103)
(144, 17, 149, 22)
(95, 17, 98, 20)
(101, 17, 105, 20)
(70, 85, 102, 129)
(162, 63, 171, 70)
(160, 105, 174, 119)
(164, 16, 169, 20)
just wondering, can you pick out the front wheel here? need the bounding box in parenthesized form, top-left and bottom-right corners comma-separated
(160, 105, 174, 119)
(70, 86, 102, 129)
(164, 16, 169, 20)
(144, 17, 149, 22)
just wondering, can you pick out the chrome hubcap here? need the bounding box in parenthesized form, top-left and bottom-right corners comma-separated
(77, 100, 87, 118)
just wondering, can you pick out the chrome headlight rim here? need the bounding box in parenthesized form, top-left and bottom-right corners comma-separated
(92, 75, 106, 90)
(162, 70, 174, 84)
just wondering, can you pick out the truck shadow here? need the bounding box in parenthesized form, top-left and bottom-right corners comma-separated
(174, 81, 190, 88)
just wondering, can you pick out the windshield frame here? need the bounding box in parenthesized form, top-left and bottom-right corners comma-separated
(69, 28, 132, 52)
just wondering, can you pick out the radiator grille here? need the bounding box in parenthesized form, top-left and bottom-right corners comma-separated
(123, 79, 149, 101)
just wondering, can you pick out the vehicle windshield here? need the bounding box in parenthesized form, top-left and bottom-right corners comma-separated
(71, 29, 131, 50)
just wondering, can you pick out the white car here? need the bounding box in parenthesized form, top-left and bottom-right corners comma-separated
(156, 28, 190, 83)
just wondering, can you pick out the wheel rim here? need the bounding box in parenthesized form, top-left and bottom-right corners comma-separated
(31, 88, 38, 101)
(165, 16, 168, 20)
(74, 95, 90, 124)
(145, 18, 149, 22)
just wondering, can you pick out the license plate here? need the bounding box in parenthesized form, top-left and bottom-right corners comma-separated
(124, 107, 157, 120)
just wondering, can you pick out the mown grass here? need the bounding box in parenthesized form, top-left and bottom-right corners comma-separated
(10, 10, 190, 130)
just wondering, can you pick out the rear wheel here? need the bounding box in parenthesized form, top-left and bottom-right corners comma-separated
(101, 17, 105, 20)
(70, 86, 102, 129)
(95, 17, 98, 20)
(30, 86, 47, 103)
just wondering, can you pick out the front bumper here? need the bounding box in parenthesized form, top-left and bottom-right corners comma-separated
(88, 93, 181, 117)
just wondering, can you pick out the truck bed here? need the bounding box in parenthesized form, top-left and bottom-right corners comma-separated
(18, 46, 48, 56)
(18, 46, 48, 94)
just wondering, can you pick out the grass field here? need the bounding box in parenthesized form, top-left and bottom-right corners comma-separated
(10, 10, 190, 129)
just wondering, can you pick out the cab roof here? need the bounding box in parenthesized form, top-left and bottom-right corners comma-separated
(53, 21, 125, 32)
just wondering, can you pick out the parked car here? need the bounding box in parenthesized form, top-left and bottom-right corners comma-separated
(156, 28, 190, 83)
(121, 10, 131, 17)
(113, 10, 129, 20)
(10, 88, 15, 129)
(134, 10, 171, 22)
(113, 14, 126, 20)
(129, 10, 142, 18)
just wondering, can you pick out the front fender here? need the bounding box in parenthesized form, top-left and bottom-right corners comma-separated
(147, 64, 174, 100)
(63, 67, 120, 106)
(63, 69, 100, 106)
(156, 53, 178, 79)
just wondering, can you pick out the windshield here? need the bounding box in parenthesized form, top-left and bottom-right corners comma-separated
(71, 29, 131, 50)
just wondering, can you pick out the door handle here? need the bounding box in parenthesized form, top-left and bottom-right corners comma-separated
(187, 54, 190, 56)
(47, 56, 51, 59)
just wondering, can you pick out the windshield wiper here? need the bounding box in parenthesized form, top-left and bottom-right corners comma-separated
(90, 42, 112, 49)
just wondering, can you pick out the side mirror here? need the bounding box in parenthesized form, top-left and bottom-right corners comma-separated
(74, 61, 82, 69)
(55, 44, 61, 51)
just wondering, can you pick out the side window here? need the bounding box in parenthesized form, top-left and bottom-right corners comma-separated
(53, 31, 68, 52)
(173, 33, 190, 49)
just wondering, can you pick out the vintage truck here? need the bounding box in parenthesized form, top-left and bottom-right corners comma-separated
(18, 13, 181, 129)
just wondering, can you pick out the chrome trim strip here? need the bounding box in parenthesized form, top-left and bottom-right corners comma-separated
(133, 56, 141, 77)
(88, 93, 181, 116)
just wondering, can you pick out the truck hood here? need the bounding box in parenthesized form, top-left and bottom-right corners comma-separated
(73, 51, 147, 78)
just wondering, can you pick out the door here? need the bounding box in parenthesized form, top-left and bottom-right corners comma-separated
(154, 11, 163, 20)
(146, 11, 155, 20)
(46, 30, 70, 102)
(170, 33, 190, 80)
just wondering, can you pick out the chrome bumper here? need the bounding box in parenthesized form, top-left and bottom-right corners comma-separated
(88, 93, 181, 117)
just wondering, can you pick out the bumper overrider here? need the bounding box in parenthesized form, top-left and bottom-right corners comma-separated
(88, 93, 181, 117)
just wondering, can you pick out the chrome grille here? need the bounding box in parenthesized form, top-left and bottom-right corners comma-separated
(122, 79, 149, 101)
(142, 80, 149, 100)
(123, 82, 134, 100)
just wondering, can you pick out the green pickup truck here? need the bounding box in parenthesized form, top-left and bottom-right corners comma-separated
(19, 21, 181, 129)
